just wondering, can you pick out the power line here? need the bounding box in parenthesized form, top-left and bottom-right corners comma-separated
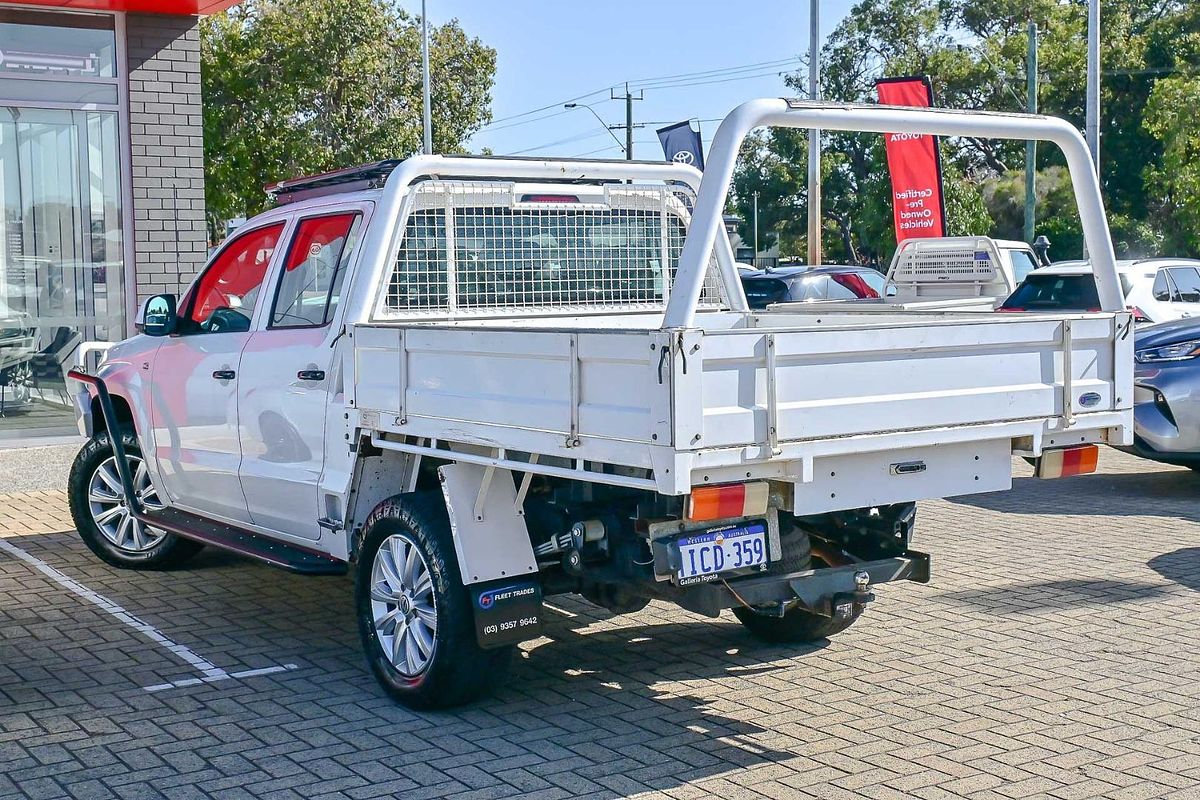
(632, 67, 797, 93)
(567, 140, 660, 158)
(482, 107, 573, 134)
(631, 57, 803, 90)
(476, 54, 805, 135)
(481, 86, 612, 129)
(501, 128, 610, 156)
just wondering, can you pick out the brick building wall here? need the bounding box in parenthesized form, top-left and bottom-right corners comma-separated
(125, 14, 208, 306)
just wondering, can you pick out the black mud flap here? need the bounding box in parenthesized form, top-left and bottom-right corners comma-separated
(471, 577, 544, 649)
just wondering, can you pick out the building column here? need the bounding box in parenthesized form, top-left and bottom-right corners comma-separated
(125, 13, 208, 306)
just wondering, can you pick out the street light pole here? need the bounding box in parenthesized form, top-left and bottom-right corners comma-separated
(563, 103, 626, 155)
(753, 191, 760, 268)
(1024, 21, 1038, 244)
(807, 0, 821, 265)
(1085, 0, 1100, 173)
(421, 0, 432, 155)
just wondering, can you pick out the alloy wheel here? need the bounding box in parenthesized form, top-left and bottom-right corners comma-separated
(87, 454, 167, 552)
(369, 534, 437, 677)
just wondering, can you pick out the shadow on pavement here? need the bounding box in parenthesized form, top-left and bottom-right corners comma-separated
(1, 532, 819, 798)
(947, 467, 1200, 521)
(1148, 547, 1200, 592)
(937, 577, 1177, 613)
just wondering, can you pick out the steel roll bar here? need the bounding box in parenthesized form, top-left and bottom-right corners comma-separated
(664, 99, 1122, 328)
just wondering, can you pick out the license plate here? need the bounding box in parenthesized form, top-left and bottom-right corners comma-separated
(676, 521, 768, 583)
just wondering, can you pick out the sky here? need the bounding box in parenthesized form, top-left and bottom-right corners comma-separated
(414, 0, 856, 160)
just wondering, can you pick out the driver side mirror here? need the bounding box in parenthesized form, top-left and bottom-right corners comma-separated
(138, 294, 177, 337)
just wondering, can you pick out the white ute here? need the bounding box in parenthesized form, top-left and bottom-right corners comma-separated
(67, 100, 1133, 709)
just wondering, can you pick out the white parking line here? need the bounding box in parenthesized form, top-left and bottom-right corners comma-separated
(0, 537, 297, 693)
(543, 602, 578, 618)
(142, 664, 299, 693)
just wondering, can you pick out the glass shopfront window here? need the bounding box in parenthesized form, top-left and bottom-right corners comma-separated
(0, 9, 116, 78)
(0, 10, 124, 438)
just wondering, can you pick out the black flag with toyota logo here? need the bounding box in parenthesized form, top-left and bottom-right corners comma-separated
(656, 121, 704, 170)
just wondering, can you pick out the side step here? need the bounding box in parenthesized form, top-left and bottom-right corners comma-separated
(140, 506, 347, 576)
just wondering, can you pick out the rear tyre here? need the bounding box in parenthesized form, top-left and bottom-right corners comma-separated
(733, 521, 862, 642)
(355, 492, 513, 709)
(68, 430, 204, 570)
(733, 603, 861, 643)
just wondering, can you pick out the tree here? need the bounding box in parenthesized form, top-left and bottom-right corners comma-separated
(201, 0, 496, 232)
(1144, 77, 1200, 254)
(734, 0, 1200, 263)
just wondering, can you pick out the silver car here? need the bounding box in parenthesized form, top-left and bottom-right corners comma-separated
(1122, 318, 1200, 469)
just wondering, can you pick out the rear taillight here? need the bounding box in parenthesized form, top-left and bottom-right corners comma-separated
(686, 482, 769, 522)
(1034, 445, 1099, 479)
(1127, 305, 1152, 323)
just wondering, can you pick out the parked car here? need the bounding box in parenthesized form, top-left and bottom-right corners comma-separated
(998, 263, 1103, 314)
(1118, 317, 1200, 469)
(1121, 258, 1200, 323)
(740, 265, 888, 309)
(1002, 258, 1200, 324)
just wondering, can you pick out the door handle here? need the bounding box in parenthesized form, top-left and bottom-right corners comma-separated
(297, 369, 325, 381)
(212, 369, 236, 380)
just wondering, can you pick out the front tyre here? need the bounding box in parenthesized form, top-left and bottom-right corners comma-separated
(355, 492, 512, 709)
(68, 430, 204, 570)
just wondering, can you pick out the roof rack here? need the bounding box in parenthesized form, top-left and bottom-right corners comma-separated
(264, 160, 403, 205)
(264, 153, 685, 206)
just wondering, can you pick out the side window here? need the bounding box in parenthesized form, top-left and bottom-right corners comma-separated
(830, 272, 880, 299)
(1009, 250, 1039, 284)
(185, 222, 285, 333)
(796, 277, 828, 301)
(1168, 267, 1200, 303)
(857, 269, 888, 296)
(270, 212, 362, 328)
(1152, 270, 1176, 302)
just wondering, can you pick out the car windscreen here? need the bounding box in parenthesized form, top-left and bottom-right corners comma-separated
(1001, 274, 1101, 310)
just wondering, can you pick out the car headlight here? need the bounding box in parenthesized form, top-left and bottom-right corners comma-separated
(1135, 339, 1200, 363)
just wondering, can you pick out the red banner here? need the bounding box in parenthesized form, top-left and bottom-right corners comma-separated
(876, 76, 947, 243)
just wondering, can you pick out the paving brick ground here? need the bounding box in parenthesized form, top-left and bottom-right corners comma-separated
(0, 447, 1197, 799)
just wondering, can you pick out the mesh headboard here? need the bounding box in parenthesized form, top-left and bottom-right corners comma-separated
(374, 181, 726, 320)
(888, 237, 1003, 285)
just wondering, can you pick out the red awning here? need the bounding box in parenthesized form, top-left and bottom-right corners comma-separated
(1, 0, 239, 14)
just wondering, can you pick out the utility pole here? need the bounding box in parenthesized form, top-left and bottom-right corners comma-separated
(807, 0, 821, 265)
(1024, 21, 1038, 244)
(1085, 0, 1100, 173)
(421, 0, 432, 154)
(611, 84, 643, 160)
(753, 191, 760, 268)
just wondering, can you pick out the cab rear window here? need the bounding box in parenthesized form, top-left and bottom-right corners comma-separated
(1001, 274, 1101, 310)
